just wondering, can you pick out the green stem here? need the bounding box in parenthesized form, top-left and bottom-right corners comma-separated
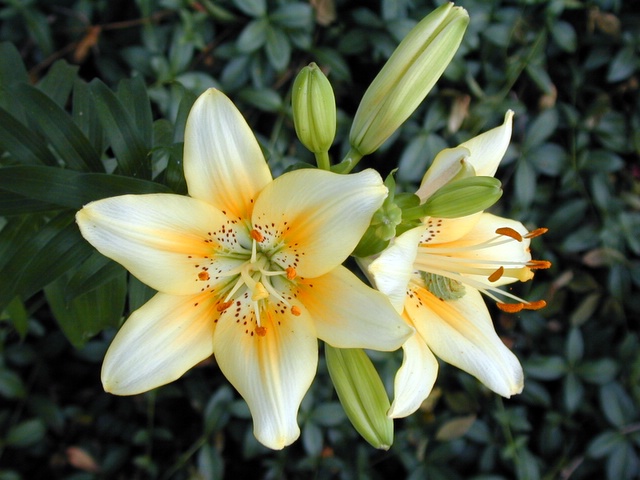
(315, 150, 331, 170)
(336, 147, 364, 174)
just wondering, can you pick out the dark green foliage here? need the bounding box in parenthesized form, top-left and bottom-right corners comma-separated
(0, 0, 638, 478)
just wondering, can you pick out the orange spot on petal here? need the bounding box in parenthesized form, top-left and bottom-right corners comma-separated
(496, 227, 523, 242)
(198, 271, 210, 281)
(255, 326, 267, 337)
(217, 300, 233, 312)
(291, 305, 301, 316)
(286, 267, 297, 279)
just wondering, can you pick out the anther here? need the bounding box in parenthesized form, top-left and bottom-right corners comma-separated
(488, 266, 504, 283)
(496, 227, 523, 242)
(217, 300, 233, 312)
(198, 271, 210, 281)
(255, 326, 267, 337)
(525, 228, 548, 239)
(286, 267, 297, 280)
(529, 260, 552, 270)
(250, 229, 265, 242)
(496, 299, 547, 313)
(291, 305, 301, 316)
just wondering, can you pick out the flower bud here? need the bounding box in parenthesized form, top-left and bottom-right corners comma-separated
(417, 176, 503, 218)
(349, 3, 469, 156)
(292, 63, 336, 154)
(325, 346, 394, 449)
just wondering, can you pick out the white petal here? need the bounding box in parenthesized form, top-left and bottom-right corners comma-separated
(420, 214, 482, 245)
(407, 287, 523, 397)
(415, 146, 470, 201)
(77, 194, 237, 295)
(388, 326, 439, 418)
(297, 265, 412, 351)
(253, 168, 387, 278)
(213, 298, 318, 449)
(102, 292, 218, 395)
(459, 110, 514, 177)
(368, 226, 424, 313)
(184, 88, 272, 219)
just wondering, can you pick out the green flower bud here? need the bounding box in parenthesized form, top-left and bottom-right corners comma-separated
(325, 346, 394, 450)
(292, 63, 336, 155)
(412, 176, 503, 219)
(349, 3, 469, 156)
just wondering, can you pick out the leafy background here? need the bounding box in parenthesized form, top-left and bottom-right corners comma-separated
(0, 0, 639, 478)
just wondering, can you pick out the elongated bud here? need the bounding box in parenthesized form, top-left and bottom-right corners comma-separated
(292, 63, 336, 154)
(325, 346, 394, 449)
(349, 3, 469, 156)
(404, 176, 503, 220)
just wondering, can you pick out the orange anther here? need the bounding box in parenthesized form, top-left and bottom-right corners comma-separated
(529, 260, 552, 270)
(488, 266, 504, 283)
(216, 300, 233, 312)
(255, 326, 267, 337)
(198, 271, 210, 281)
(496, 227, 523, 242)
(496, 302, 524, 313)
(525, 228, 548, 239)
(250, 229, 264, 242)
(291, 305, 302, 316)
(286, 267, 297, 280)
(523, 300, 547, 310)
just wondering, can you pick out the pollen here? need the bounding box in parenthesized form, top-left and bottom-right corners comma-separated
(526, 227, 548, 239)
(255, 326, 267, 337)
(496, 299, 547, 313)
(252, 282, 269, 301)
(488, 266, 504, 282)
(291, 305, 301, 316)
(198, 271, 210, 281)
(496, 227, 523, 242)
(217, 300, 233, 312)
(286, 267, 297, 279)
(529, 260, 552, 269)
(250, 229, 265, 242)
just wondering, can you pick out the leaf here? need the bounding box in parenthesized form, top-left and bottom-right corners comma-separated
(563, 373, 584, 413)
(3, 296, 29, 339)
(265, 25, 291, 72)
(73, 78, 105, 155)
(17, 84, 103, 172)
(607, 46, 636, 83)
(36, 60, 79, 107)
(550, 21, 577, 53)
(237, 18, 269, 53)
(232, 0, 266, 17)
(0, 367, 27, 399)
(0, 191, 58, 216)
(524, 109, 559, 150)
(588, 431, 624, 458)
(237, 88, 283, 112)
(5, 419, 46, 448)
(45, 269, 126, 348)
(90, 79, 151, 179)
(64, 252, 126, 303)
(117, 76, 153, 149)
(565, 328, 584, 364)
(523, 355, 566, 380)
(0, 42, 29, 89)
(203, 386, 234, 434)
(270, 3, 313, 29)
(0, 166, 172, 210)
(0, 107, 58, 166)
(435, 415, 477, 441)
(599, 383, 636, 427)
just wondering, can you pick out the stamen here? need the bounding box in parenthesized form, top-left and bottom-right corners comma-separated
(488, 266, 504, 282)
(286, 267, 297, 279)
(529, 260, 552, 269)
(216, 300, 233, 312)
(525, 228, 548, 239)
(198, 271, 210, 281)
(496, 227, 523, 242)
(291, 305, 301, 316)
(252, 282, 269, 301)
(496, 299, 547, 313)
(255, 326, 267, 337)
(250, 229, 264, 242)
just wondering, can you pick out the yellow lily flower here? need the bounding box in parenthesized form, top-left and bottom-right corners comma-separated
(366, 111, 550, 418)
(76, 89, 412, 449)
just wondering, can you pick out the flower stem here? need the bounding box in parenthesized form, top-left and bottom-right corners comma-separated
(315, 150, 331, 170)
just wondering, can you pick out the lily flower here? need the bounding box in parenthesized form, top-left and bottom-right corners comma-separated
(366, 111, 551, 418)
(76, 89, 412, 449)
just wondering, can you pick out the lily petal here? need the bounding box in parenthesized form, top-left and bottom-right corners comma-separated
(407, 287, 524, 397)
(184, 88, 272, 219)
(297, 265, 412, 351)
(76, 194, 234, 295)
(388, 323, 439, 418)
(102, 292, 218, 395)
(368, 225, 424, 313)
(213, 299, 318, 449)
(253, 168, 387, 278)
(420, 214, 482, 245)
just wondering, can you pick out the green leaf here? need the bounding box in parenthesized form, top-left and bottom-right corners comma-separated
(0, 191, 58, 216)
(73, 78, 105, 155)
(0, 166, 172, 210)
(90, 79, 151, 179)
(46, 269, 126, 348)
(0, 368, 27, 399)
(0, 107, 58, 166)
(599, 383, 636, 428)
(237, 18, 269, 53)
(117, 76, 154, 149)
(524, 109, 558, 150)
(606, 441, 639, 480)
(565, 328, 584, 364)
(0, 42, 29, 90)
(523, 355, 566, 380)
(0, 216, 94, 309)
(563, 373, 584, 413)
(527, 143, 566, 176)
(270, 3, 313, 29)
(550, 20, 577, 53)
(238, 88, 283, 113)
(514, 159, 536, 209)
(588, 431, 624, 458)
(232, 0, 266, 17)
(64, 252, 126, 303)
(3, 296, 29, 339)
(265, 26, 291, 72)
(607, 46, 637, 83)
(36, 60, 79, 107)
(203, 386, 234, 434)
(577, 359, 618, 385)
(5, 419, 46, 448)
(17, 84, 103, 172)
